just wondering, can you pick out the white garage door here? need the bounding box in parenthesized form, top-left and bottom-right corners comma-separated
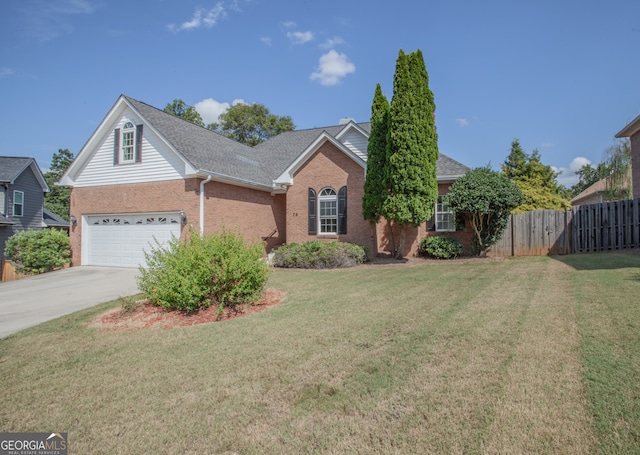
(85, 213, 181, 267)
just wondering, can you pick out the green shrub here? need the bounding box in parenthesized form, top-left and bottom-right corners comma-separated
(4, 229, 71, 274)
(419, 236, 464, 259)
(273, 241, 368, 269)
(137, 230, 270, 314)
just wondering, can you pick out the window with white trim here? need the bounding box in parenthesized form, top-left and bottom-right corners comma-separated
(436, 195, 455, 231)
(319, 188, 337, 234)
(13, 190, 24, 217)
(120, 121, 136, 163)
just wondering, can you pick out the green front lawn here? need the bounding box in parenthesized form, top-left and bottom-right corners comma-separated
(1, 253, 639, 454)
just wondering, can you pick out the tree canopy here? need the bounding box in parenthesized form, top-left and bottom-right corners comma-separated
(211, 103, 295, 146)
(501, 139, 569, 213)
(446, 166, 524, 256)
(602, 139, 632, 200)
(569, 162, 610, 198)
(375, 49, 439, 258)
(163, 99, 205, 127)
(43, 148, 74, 220)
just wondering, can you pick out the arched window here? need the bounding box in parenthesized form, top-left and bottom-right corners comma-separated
(319, 187, 337, 234)
(120, 122, 136, 163)
(308, 186, 347, 235)
(113, 121, 143, 165)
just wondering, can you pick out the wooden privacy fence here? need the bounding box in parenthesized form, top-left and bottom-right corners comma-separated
(488, 198, 640, 257)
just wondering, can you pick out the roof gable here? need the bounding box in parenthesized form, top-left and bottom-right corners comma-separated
(273, 131, 367, 186)
(0, 156, 49, 191)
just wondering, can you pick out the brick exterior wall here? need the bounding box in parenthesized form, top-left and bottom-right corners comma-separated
(69, 178, 286, 265)
(632, 132, 640, 200)
(375, 183, 474, 257)
(286, 141, 376, 250)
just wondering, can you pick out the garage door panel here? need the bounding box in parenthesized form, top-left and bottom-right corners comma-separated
(86, 213, 181, 268)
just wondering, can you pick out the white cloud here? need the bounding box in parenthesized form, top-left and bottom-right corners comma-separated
(194, 97, 245, 125)
(456, 118, 469, 127)
(17, 0, 98, 41)
(280, 21, 296, 29)
(554, 156, 592, 188)
(168, 3, 226, 33)
(287, 30, 314, 45)
(260, 36, 272, 46)
(540, 142, 555, 148)
(320, 36, 346, 49)
(310, 50, 356, 86)
(569, 156, 591, 172)
(0, 68, 16, 77)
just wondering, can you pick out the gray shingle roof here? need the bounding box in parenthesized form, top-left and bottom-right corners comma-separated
(0, 157, 34, 183)
(436, 154, 469, 179)
(122, 96, 468, 188)
(43, 208, 69, 228)
(124, 96, 274, 187)
(0, 214, 15, 225)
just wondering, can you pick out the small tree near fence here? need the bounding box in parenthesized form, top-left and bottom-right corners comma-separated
(446, 166, 524, 256)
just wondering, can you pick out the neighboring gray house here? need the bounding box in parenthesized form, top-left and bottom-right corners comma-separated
(0, 157, 50, 263)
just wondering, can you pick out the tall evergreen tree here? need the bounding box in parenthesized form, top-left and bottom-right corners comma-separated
(501, 139, 569, 212)
(381, 49, 439, 258)
(362, 83, 390, 223)
(502, 139, 527, 179)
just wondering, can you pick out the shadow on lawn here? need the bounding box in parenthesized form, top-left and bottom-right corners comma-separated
(552, 249, 640, 271)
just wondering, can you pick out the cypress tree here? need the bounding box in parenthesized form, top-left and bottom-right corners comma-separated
(362, 83, 390, 223)
(381, 49, 439, 258)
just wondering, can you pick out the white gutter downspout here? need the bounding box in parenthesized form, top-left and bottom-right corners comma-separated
(199, 175, 212, 236)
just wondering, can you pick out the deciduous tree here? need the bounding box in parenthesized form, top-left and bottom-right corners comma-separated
(446, 166, 524, 256)
(211, 103, 295, 146)
(44, 148, 74, 220)
(164, 99, 205, 127)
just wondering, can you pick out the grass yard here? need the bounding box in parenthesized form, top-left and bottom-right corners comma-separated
(1, 253, 639, 454)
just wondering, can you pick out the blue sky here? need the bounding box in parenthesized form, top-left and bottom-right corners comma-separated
(1, 0, 639, 187)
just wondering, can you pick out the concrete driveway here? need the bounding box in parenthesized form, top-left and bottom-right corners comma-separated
(0, 266, 139, 339)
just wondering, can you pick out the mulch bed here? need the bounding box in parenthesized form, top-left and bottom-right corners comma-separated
(90, 288, 285, 332)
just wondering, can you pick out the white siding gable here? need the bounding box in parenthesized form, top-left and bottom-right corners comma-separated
(73, 108, 186, 187)
(339, 129, 369, 161)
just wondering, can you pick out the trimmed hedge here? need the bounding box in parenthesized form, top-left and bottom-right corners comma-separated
(273, 241, 368, 269)
(4, 229, 71, 274)
(137, 230, 270, 314)
(419, 236, 464, 259)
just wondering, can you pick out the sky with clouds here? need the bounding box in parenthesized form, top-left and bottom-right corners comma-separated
(1, 0, 639, 187)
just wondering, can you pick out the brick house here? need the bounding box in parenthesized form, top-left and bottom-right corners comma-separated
(59, 95, 470, 267)
(615, 113, 640, 200)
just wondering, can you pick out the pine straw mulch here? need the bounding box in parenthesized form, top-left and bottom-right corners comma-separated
(89, 288, 285, 332)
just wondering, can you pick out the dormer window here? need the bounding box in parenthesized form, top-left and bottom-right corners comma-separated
(113, 121, 143, 165)
(121, 122, 135, 163)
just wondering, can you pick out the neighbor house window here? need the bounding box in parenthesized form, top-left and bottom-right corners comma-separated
(308, 186, 347, 235)
(113, 121, 143, 165)
(436, 195, 455, 231)
(13, 190, 24, 217)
